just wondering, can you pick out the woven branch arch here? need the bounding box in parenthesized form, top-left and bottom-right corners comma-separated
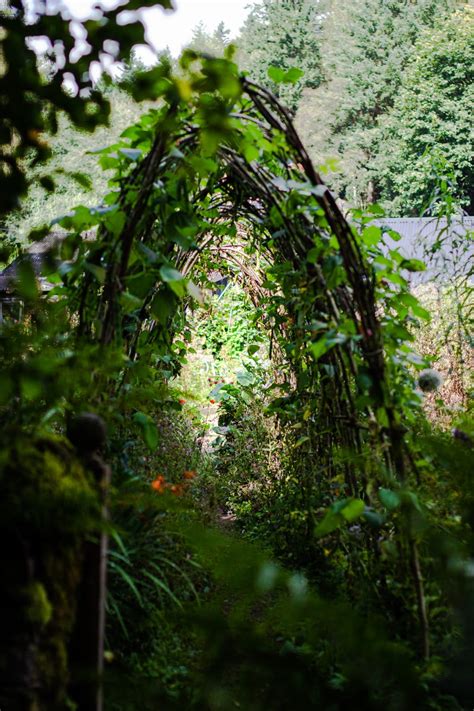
(68, 58, 411, 489)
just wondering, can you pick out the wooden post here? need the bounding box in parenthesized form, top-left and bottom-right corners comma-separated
(68, 414, 110, 711)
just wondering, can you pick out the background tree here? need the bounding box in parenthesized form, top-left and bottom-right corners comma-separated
(187, 20, 232, 56)
(376, 3, 474, 215)
(0, 0, 171, 218)
(238, 0, 325, 114)
(296, 0, 459, 207)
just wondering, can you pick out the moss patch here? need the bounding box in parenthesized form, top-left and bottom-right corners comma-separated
(0, 434, 100, 710)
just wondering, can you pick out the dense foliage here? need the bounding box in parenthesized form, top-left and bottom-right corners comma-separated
(0, 0, 171, 217)
(238, 0, 325, 114)
(296, 0, 462, 210)
(376, 4, 474, 214)
(0, 2, 473, 710)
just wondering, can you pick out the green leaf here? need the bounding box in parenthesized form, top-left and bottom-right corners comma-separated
(85, 263, 106, 284)
(284, 67, 304, 84)
(309, 337, 331, 361)
(315, 498, 366, 538)
(150, 292, 176, 324)
(236, 370, 255, 386)
(160, 265, 184, 283)
(340, 498, 365, 522)
(159, 265, 186, 297)
(247, 344, 260, 356)
(379, 488, 401, 510)
(400, 258, 426, 273)
(361, 225, 381, 247)
(268, 65, 286, 83)
(295, 436, 310, 448)
(363, 510, 385, 528)
(132, 411, 158, 450)
(68, 171, 93, 190)
(376, 407, 389, 428)
(120, 291, 142, 312)
(17, 259, 39, 299)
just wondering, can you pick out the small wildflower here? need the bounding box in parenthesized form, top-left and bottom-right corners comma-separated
(151, 475, 166, 492)
(178, 398, 186, 405)
(183, 470, 197, 480)
(209, 398, 216, 404)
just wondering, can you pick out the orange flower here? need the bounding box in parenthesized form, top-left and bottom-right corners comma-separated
(209, 398, 216, 404)
(183, 470, 196, 480)
(178, 398, 186, 405)
(151, 475, 166, 492)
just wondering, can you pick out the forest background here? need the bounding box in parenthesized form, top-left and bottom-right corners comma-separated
(4, 0, 473, 245)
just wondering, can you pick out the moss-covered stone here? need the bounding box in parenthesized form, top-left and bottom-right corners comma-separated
(23, 583, 53, 628)
(0, 434, 100, 710)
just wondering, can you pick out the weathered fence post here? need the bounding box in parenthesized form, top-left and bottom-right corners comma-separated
(68, 413, 110, 711)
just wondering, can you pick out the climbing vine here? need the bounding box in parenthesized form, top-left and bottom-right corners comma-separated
(1, 51, 472, 705)
(28, 51, 440, 657)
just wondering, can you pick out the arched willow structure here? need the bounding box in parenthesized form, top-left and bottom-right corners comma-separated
(58, 54, 429, 654)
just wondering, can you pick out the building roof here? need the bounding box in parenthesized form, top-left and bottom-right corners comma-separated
(374, 216, 473, 285)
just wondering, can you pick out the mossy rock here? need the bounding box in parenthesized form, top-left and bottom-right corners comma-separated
(0, 434, 100, 710)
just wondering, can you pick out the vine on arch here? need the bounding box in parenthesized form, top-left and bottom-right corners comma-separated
(55, 53, 432, 654)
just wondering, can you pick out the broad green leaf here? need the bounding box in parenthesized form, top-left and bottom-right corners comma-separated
(120, 291, 142, 312)
(400, 258, 426, 273)
(17, 259, 39, 299)
(160, 265, 186, 297)
(150, 292, 176, 323)
(340, 498, 365, 522)
(132, 411, 158, 450)
(315, 497, 366, 538)
(379, 488, 401, 510)
(284, 67, 304, 84)
(309, 337, 331, 361)
(361, 225, 382, 247)
(85, 263, 106, 284)
(363, 510, 385, 528)
(268, 65, 286, 83)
